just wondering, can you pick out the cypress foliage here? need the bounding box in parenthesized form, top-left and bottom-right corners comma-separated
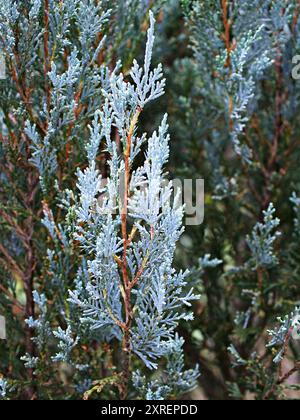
(2, 0, 300, 401)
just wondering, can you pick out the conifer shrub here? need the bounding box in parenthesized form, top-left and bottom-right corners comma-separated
(2, 0, 300, 401)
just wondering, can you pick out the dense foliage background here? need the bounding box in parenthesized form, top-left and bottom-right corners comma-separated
(1, 0, 300, 400)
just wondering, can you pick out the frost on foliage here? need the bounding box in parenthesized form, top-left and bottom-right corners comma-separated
(42, 210, 58, 243)
(227, 26, 273, 161)
(228, 345, 248, 368)
(246, 204, 281, 270)
(21, 291, 51, 370)
(164, 335, 199, 394)
(20, 355, 39, 370)
(86, 110, 104, 163)
(132, 371, 171, 401)
(75, 161, 103, 223)
(290, 193, 300, 235)
(52, 326, 79, 363)
(198, 254, 223, 272)
(130, 11, 165, 108)
(68, 11, 199, 376)
(45, 48, 83, 161)
(76, 2, 111, 54)
(191, 254, 222, 294)
(0, 1, 20, 54)
(0, 377, 7, 399)
(133, 335, 199, 400)
(228, 344, 259, 372)
(234, 289, 260, 330)
(267, 308, 300, 364)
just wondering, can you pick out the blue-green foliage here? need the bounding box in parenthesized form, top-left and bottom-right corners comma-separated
(246, 204, 281, 270)
(52, 326, 79, 363)
(66, 13, 199, 394)
(0, 377, 7, 399)
(0, 0, 173, 400)
(196, 1, 296, 159)
(133, 335, 199, 400)
(3, 0, 300, 402)
(171, 0, 300, 400)
(267, 308, 300, 364)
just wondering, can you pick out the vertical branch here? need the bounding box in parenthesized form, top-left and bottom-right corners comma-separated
(257, 267, 263, 292)
(221, 0, 232, 69)
(119, 107, 142, 400)
(221, 0, 235, 131)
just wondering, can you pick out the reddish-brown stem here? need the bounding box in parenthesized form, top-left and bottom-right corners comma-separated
(221, 0, 232, 68)
(0, 284, 24, 312)
(0, 244, 23, 280)
(221, 0, 236, 133)
(0, 209, 30, 250)
(130, 263, 146, 290)
(10, 64, 46, 136)
(257, 268, 264, 292)
(119, 107, 142, 400)
(279, 362, 300, 384)
(264, 354, 299, 400)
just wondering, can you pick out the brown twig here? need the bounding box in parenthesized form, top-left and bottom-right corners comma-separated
(221, 0, 232, 69)
(10, 63, 46, 136)
(278, 362, 300, 384)
(130, 253, 149, 290)
(0, 209, 30, 250)
(221, 0, 236, 132)
(257, 268, 264, 293)
(119, 107, 142, 400)
(0, 284, 25, 312)
(264, 359, 300, 400)
(0, 244, 24, 280)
